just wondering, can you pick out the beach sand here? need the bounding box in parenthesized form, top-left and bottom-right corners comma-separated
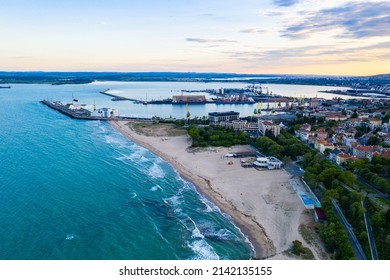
(109, 120, 325, 259)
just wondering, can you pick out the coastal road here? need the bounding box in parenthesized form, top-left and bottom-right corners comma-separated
(331, 199, 367, 260)
(362, 198, 379, 260)
(357, 178, 390, 204)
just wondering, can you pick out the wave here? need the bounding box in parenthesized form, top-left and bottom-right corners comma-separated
(65, 234, 75, 240)
(199, 197, 220, 213)
(116, 153, 148, 164)
(146, 163, 165, 179)
(187, 239, 219, 260)
(104, 135, 130, 149)
(150, 185, 163, 192)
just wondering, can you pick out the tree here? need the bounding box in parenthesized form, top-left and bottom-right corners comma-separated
(367, 136, 380, 146)
(352, 109, 358, 118)
(188, 125, 199, 142)
(322, 222, 337, 250)
(324, 148, 332, 157)
(339, 171, 357, 187)
(319, 168, 341, 188)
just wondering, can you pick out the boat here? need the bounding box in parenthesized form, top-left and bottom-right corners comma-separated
(0, 86, 11, 89)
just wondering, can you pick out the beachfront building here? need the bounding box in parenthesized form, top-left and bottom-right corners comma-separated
(172, 95, 206, 104)
(220, 120, 259, 132)
(253, 156, 283, 169)
(258, 120, 281, 137)
(208, 111, 239, 124)
(91, 108, 119, 118)
(220, 120, 247, 131)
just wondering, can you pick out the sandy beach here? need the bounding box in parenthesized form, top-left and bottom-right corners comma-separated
(109, 120, 325, 259)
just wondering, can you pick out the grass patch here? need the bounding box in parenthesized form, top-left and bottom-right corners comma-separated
(128, 121, 187, 137)
(286, 240, 315, 260)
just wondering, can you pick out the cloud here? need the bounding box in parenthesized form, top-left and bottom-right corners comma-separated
(240, 28, 267, 34)
(186, 38, 237, 43)
(223, 40, 390, 65)
(273, 0, 300, 7)
(281, 1, 390, 39)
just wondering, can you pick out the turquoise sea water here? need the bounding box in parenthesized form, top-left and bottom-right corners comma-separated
(0, 84, 256, 259)
(0, 82, 349, 259)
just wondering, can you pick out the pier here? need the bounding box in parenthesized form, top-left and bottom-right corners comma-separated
(41, 100, 117, 120)
(99, 89, 140, 102)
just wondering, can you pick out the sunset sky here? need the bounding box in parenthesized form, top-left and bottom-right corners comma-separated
(1, 0, 389, 75)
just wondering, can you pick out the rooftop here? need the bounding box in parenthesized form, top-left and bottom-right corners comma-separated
(208, 111, 239, 116)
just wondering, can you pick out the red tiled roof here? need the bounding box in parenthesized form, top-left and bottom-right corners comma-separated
(355, 145, 376, 152)
(381, 149, 390, 158)
(316, 140, 327, 145)
(338, 153, 352, 158)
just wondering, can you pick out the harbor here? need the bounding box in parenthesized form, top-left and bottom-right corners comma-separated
(99, 87, 301, 107)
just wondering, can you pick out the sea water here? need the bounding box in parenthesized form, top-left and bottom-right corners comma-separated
(0, 82, 350, 259)
(0, 83, 255, 259)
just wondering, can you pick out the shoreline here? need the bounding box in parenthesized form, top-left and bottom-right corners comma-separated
(109, 120, 271, 258)
(109, 120, 320, 259)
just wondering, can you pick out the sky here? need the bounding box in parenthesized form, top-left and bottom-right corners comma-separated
(0, 0, 389, 75)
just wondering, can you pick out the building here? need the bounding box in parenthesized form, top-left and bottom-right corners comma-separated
(352, 145, 377, 159)
(220, 120, 247, 131)
(319, 142, 334, 154)
(369, 118, 382, 129)
(336, 153, 357, 165)
(253, 156, 283, 169)
(90, 108, 119, 118)
(296, 130, 315, 142)
(316, 127, 328, 140)
(313, 207, 327, 222)
(208, 111, 239, 124)
(172, 95, 206, 104)
(325, 115, 347, 121)
(309, 98, 321, 109)
(300, 123, 311, 132)
(258, 120, 281, 137)
(314, 140, 327, 150)
(369, 149, 390, 159)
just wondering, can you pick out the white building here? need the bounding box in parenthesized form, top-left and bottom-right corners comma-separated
(258, 120, 281, 137)
(91, 108, 119, 118)
(208, 111, 239, 124)
(253, 156, 283, 169)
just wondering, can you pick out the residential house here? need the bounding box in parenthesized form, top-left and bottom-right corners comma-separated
(316, 127, 328, 140)
(336, 153, 357, 165)
(320, 142, 334, 154)
(369, 118, 382, 129)
(352, 145, 378, 159)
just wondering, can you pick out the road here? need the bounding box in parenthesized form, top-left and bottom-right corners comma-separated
(362, 198, 379, 260)
(358, 178, 390, 204)
(331, 199, 367, 260)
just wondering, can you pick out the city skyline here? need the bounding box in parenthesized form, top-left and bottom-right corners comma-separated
(1, 0, 389, 75)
